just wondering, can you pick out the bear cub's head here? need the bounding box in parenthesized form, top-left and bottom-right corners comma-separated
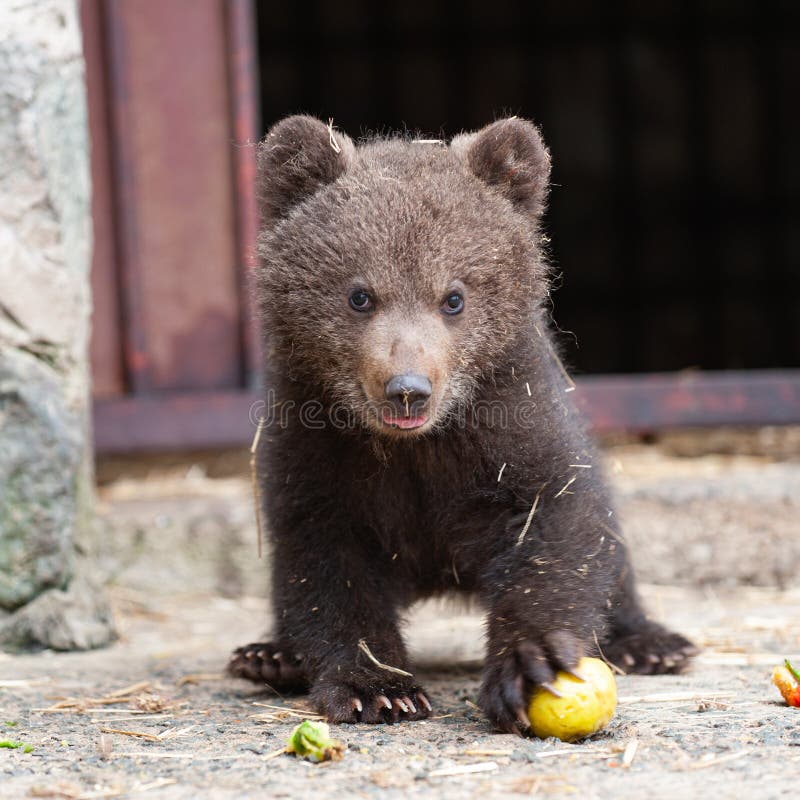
(257, 116, 552, 438)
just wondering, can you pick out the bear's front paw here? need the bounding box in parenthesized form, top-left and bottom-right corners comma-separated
(479, 630, 585, 734)
(311, 674, 432, 724)
(227, 642, 309, 691)
(604, 622, 698, 675)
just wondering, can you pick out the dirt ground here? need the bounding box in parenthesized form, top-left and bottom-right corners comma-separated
(2, 431, 799, 799)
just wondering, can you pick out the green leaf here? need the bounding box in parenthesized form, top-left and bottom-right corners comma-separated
(0, 740, 33, 752)
(286, 720, 345, 763)
(785, 659, 800, 684)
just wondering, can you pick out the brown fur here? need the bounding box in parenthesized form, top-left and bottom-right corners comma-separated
(228, 116, 696, 732)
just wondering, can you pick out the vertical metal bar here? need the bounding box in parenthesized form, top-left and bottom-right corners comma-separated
(102, 0, 153, 392)
(443, 0, 470, 133)
(80, 0, 126, 397)
(755, 0, 791, 367)
(365, 1, 392, 132)
(607, 0, 644, 373)
(682, 0, 720, 369)
(226, 0, 262, 387)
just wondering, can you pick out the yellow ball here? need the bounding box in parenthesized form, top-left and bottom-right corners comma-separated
(527, 657, 617, 742)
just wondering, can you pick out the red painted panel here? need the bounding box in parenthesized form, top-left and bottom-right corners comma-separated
(94, 371, 800, 453)
(94, 389, 258, 453)
(575, 370, 800, 432)
(104, 0, 242, 392)
(226, 0, 262, 383)
(82, 0, 125, 398)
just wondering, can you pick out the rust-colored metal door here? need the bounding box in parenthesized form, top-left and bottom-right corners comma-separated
(83, 0, 261, 451)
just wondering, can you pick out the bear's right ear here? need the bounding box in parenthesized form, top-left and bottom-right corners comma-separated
(451, 117, 551, 219)
(257, 115, 354, 224)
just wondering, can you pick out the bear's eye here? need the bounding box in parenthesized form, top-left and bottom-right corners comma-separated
(441, 291, 465, 315)
(349, 289, 373, 312)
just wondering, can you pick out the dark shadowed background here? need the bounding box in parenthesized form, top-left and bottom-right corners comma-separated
(256, 0, 800, 374)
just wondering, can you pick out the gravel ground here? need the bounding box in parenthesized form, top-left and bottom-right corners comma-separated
(1, 584, 799, 800)
(2, 434, 799, 799)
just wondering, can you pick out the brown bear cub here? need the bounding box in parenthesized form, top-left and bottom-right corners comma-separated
(228, 115, 696, 733)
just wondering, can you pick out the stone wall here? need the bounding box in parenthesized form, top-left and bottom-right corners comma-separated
(0, 0, 114, 649)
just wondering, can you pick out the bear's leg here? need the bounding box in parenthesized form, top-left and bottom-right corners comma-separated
(603, 568, 698, 675)
(229, 536, 431, 724)
(476, 496, 618, 734)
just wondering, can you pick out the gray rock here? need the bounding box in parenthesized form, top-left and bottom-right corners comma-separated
(0, 347, 78, 610)
(0, 564, 114, 651)
(0, 0, 113, 649)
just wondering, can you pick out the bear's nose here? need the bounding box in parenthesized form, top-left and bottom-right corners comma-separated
(384, 373, 432, 416)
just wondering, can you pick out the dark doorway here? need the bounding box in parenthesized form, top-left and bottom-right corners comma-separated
(255, 0, 800, 375)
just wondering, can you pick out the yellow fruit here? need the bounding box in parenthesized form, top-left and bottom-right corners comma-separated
(527, 657, 617, 742)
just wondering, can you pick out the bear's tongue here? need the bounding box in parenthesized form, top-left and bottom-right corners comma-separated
(382, 412, 427, 430)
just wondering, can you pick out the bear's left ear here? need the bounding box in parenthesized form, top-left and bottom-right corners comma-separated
(451, 118, 551, 218)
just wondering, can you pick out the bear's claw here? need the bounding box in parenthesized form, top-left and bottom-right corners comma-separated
(604, 622, 698, 675)
(227, 641, 309, 691)
(479, 629, 585, 735)
(311, 677, 432, 724)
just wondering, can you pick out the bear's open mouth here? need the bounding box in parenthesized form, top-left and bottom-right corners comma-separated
(381, 411, 428, 430)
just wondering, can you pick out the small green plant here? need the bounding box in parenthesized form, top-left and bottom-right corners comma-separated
(0, 740, 34, 753)
(286, 720, 345, 762)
